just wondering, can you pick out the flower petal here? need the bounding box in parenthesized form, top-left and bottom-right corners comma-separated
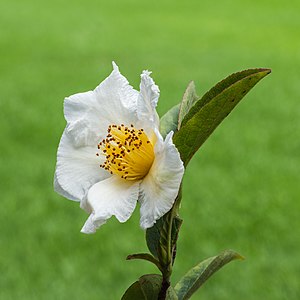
(93, 62, 139, 124)
(54, 130, 109, 201)
(54, 172, 77, 201)
(64, 62, 139, 147)
(80, 214, 107, 234)
(65, 117, 100, 147)
(139, 131, 184, 229)
(137, 70, 160, 130)
(81, 176, 140, 234)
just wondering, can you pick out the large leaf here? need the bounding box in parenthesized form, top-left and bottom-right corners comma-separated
(174, 250, 244, 300)
(159, 103, 180, 138)
(178, 81, 199, 129)
(180, 68, 270, 128)
(166, 286, 179, 300)
(121, 281, 145, 300)
(122, 274, 162, 300)
(173, 68, 271, 165)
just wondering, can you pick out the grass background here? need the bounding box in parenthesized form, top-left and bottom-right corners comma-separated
(1, 0, 299, 299)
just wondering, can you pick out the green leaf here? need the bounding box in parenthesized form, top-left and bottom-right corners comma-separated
(146, 213, 179, 271)
(121, 281, 145, 300)
(159, 81, 199, 138)
(171, 217, 182, 248)
(174, 250, 244, 300)
(145, 214, 170, 267)
(173, 68, 271, 165)
(157, 214, 172, 268)
(146, 217, 164, 259)
(121, 274, 163, 300)
(146, 189, 182, 264)
(166, 286, 179, 300)
(181, 69, 270, 128)
(178, 81, 199, 129)
(159, 103, 180, 138)
(171, 216, 183, 264)
(126, 253, 163, 273)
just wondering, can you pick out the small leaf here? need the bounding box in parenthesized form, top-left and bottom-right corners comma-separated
(122, 274, 163, 300)
(157, 214, 172, 268)
(171, 216, 183, 264)
(174, 250, 244, 300)
(173, 68, 271, 165)
(159, 103, 180, 138)
(171, 217, 183, 248)
(146, 212, 175, 271)
(146, 190, 182, 265)
(178, 81, 199, 129)
(126, 253, 163, 273)
(146, 217, 164, 259)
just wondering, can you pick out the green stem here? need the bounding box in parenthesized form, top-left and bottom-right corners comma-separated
(158, 186, 183, 299)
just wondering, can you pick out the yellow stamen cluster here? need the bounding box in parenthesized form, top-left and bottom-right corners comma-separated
(97, 124, 155, 180)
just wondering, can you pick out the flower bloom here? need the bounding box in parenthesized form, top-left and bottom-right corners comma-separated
(54, 62, 184, 233)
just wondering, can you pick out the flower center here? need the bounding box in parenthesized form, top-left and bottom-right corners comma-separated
(97, 124, 155, 180)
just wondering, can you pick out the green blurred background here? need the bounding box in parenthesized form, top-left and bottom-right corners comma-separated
(1, 0, 299, 299)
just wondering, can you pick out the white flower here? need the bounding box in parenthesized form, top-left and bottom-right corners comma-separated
(54, 62, 184, 234)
